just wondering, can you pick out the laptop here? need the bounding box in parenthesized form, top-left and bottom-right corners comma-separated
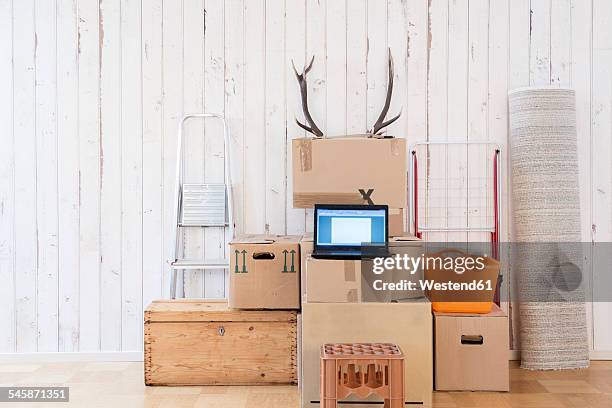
(312, 204, 389, 260)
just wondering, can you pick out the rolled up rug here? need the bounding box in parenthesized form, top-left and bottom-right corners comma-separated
(508, 87, 589, 370)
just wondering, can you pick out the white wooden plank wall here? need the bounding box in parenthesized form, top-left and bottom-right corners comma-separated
(0, 0, 611, 353)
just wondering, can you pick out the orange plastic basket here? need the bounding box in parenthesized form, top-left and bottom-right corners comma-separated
(424, 249, 500, 314)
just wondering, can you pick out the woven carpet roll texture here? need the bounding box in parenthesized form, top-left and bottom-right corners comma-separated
(508, 88, 589, 370)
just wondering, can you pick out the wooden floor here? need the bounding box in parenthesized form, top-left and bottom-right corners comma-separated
(1, 361, 611, 407)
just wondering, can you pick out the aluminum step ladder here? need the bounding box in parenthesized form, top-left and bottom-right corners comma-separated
(169, 113, 234, 299)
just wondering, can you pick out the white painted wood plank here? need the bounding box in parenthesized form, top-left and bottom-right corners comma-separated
(306, 0, 327, 135)
(570, 0, 594, 349)
(203, 0, 226, 298)
(142, 0, 164, 305)
(35, 0, 59, 352)
(488, 0, 510, 242)
(57, 0, 80, 352)
(120, 0, 143, 350)
(346, 0, 367, 135)
(550, 0, 571, 87)
(571, 1, 593, 245)
(405, 0, 428, 234)
(508, 0, 530, 90)
(13, 0, 39, 352)
(488, 0, 510, 335)
(0, 0, 16, 353)
(244, 0, 266, 233)
(467, 0, 489, 242)
(99, 0, 122, 352)
(508, 0, 530, 350)
(284, 0, 306, 234)
(591, 0, 612, 352)
(304, 0, 327, 234)
(326, 0, 346, 136)
(529, 0, 551, 86)
(77, 0, 101, 352)
(446, 0, 468, 242)
(224, 0, 245, 238)
(182, 0, 205, 297)
(424, 0, 448, 243)
(264, 0, 286, 235)
(161, 0, 184, 298)
(366, 0, 387, 132)
(386, 0, 408, 139)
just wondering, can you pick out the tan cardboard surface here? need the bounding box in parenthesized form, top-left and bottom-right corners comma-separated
(292, 137, 407, 208)
(300, 234, 425, 302)
(305, 257, 360, 303)
(301, 301, 433, 407)
(434, 304, 509, 391)
(229, 235, 301, 309)
(388, 207, 405, 237)
(299, 235, 313, 303)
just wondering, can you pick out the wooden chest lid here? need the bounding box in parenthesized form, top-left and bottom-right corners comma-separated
(144, 300, 297, 323)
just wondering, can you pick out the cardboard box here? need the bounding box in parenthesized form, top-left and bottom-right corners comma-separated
(292, 137, 407, 208)
(388, 208, 406, 237)
(382, 235, 425, 301)
(229, 235, 300, 309)
(144, 300, 297, 385)
(301, 301, 433, 407)
(434, 304, 509, 391)
(300, 235, 314, 303)
(300, 234, 424, 303)
(305, 257, 361, 303)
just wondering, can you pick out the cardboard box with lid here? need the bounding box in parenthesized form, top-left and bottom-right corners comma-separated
(300, 234, 424, 303)
(434, 304, 509, 391)
(229, 235, 301, 310)
(292, 136, 407, 210)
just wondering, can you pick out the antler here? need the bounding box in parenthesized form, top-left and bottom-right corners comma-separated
(368, 49, 402, 136)
(292, 56, 324, 137)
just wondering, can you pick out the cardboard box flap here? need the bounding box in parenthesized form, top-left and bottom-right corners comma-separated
(300, 233, 313, 243)
(231, 234, 301, 245)
(144, 300, 297, 323)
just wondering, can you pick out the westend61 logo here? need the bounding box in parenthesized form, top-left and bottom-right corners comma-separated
(372, 253, 486, 275)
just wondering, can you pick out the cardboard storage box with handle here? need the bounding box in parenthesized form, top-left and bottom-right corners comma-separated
(292, 136, 407, 209)
(229, 235, 300, 309)
(434, 304, 509, 391)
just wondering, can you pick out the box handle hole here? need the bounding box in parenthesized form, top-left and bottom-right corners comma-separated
(252, 252, 275, 260)
(461, 335, 483, 345)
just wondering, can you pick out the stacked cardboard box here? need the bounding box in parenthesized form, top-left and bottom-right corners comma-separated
(290, 136, 433, 406)
(292, 136, 408, 235)
(299, 238, 433, 407)
(434, 304, 509, 391)
(300, 234, 425, 303)
(229, 234, 301, 310)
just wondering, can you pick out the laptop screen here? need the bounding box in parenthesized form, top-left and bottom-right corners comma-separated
(315, 207, 386, 247)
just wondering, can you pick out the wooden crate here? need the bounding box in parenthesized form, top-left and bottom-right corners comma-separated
(144, 300, 297, 385)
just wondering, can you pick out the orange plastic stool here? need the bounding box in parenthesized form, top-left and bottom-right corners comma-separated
(320, 343, 405, 408)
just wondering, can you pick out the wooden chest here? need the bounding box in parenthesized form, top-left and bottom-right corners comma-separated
(144, 300, 297, 385)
